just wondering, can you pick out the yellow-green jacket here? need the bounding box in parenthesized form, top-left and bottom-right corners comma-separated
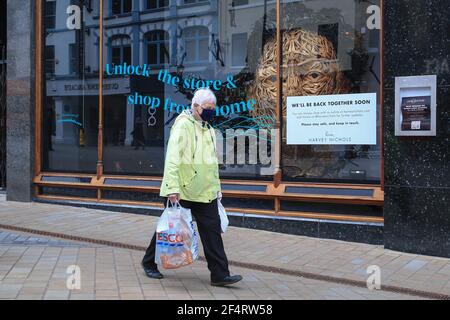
(159, 110, 221, 203)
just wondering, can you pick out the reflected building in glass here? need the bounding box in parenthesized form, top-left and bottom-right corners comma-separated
(9, 0, 450, 256)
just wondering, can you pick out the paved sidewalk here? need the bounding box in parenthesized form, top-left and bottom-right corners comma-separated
(0, 194, 450, 299)
(0, 230, 417, 300)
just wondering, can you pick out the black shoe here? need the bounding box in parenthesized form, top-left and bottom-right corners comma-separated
(211, 275, 243, 287)
(142, 262, 164, 279)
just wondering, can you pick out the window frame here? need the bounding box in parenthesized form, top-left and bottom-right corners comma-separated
(231, 32, 248, 67)
(109, 35, 132, 65)
(146, 0, 170, 10)
(110, 0, 132, 15)
(44, 45, 55, 77)
(145, 30, 170, 67)
(182, 26, 210, 64)
(44, 0, 56, 30)
(35, 0, 386, 214)
(183, 0, 209, 5)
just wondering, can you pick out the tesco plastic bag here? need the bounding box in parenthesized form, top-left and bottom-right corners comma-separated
(155, 201, 199, 269)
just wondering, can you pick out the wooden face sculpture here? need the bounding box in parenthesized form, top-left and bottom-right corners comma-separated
(246, 28, 350, 178)
(247, 28, 349, 126)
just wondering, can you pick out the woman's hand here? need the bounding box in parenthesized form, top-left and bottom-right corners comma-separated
(168, 193, 180, 204)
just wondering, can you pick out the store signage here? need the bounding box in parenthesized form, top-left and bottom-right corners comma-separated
(395, 75, 437, 136)
(286, 93, 377, 145)
(46, 77, 130, 97)
(400, 96, 431, 131)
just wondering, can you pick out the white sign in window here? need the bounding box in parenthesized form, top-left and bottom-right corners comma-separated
(286, 93, 377, 145)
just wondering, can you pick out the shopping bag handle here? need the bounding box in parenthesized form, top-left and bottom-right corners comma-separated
(166, 198, 181, 208)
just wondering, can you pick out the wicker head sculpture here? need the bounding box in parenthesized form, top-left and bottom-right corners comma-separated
(247, 28, 349, 125)
(247, 28, 350, 178)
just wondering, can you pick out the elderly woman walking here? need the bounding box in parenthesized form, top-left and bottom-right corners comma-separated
(141, 88, 242, 287)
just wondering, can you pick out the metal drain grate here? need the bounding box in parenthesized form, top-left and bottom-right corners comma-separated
(0, 230, 94, 247)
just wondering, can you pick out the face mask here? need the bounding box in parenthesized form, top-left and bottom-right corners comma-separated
(200, 108, 215, 122)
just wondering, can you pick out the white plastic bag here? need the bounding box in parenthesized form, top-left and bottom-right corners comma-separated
(217, 195, 229, 233)
(155, 201, 199, 269)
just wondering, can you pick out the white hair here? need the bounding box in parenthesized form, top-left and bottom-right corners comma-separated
(191, 87, 217, 109)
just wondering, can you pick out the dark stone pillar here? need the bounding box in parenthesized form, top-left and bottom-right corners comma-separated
(6, 0, 35, 202)
(384, 1, 450, 257)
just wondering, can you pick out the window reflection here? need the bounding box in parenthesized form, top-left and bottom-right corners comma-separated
(110, 35, 132, 65)
(41, 0, 381, 182)
(42, 0, 100, 173)
(183, 27, 209, 64)
(147, 0, 169, 10)
(111, 0, 132, 15)
(102, 0, 277, 179)
(145, 31, 170, 66)
(279, 0, 381, 182)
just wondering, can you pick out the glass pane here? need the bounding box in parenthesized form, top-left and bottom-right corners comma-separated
(198, 39, 209, 61)
(123, 0, 132, 13)
(69, 44, 78, 76)
(101, 0, 277, 179)
(44, 45, 55, 76)
(185, 39, 196, 62)
(147, 44, 158, 65)
(147, 0, 157, 9)
(111, 47, 121, 65)
(123, 46, 131, 65)
(44, 1, 56, 29)
(231, 33, 247, 66)
(161, 42, 170, 64)
(280, 0, 382, 183)
(159, 0, 169, 8)
(42, 0, 100, 173)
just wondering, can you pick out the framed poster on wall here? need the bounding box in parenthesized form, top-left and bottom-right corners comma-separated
(395, 75, 437, 136)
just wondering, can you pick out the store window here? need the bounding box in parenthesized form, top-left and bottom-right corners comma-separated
(278, 0, 382, 183)
(206, 0, 277, 180)
(183, 27, 209, 63)
(147, 0, 169, 10)
(145, 30, 170, 66)
(103, 28, 165, 175)
(40, 0, 381, 184)
(111, 0, 132, 15)
(42, 0, 100, 173)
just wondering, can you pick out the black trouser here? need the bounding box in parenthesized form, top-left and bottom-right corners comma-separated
(142, 198, 230, 282)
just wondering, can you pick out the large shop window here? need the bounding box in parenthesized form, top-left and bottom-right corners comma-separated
(40, 0, 381, 183)
(42, 0, 100, 173)
(279, 0, 382, 183)
(100, 0, 277, 179)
